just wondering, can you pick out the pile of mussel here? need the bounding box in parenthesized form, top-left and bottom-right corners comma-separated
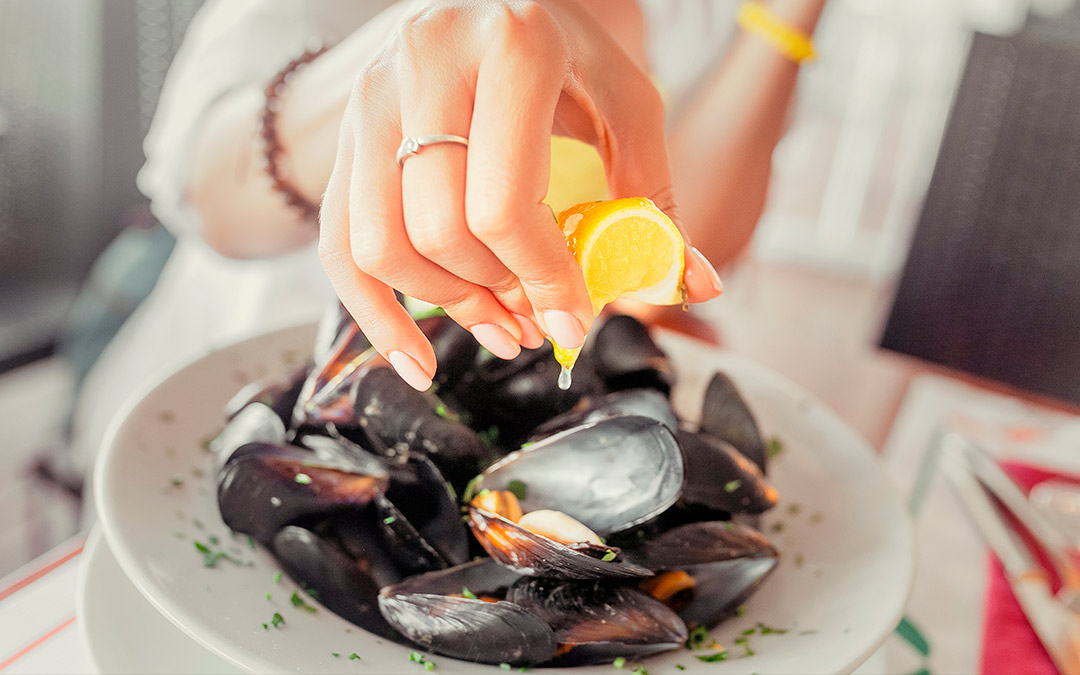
(213, 304, 780, 667)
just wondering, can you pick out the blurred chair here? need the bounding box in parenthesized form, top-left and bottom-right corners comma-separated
(880, 9, 1080, 408)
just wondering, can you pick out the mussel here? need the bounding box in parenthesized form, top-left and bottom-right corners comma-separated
(272, 525, 402, 641)
(378, 560, 559, 666)
(506, 577, 687, 665)
(699, 372, 768, 472)
(590, 314, 675, 394)
(676, 429, 778, 515)
(216, 442, 385, 544)
(628, 521, 778, 628)
(480, 416, 684, 535)
(528, 389, 678, 440)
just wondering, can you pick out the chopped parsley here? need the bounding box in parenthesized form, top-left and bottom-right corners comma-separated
(601, 550, 617, 562)
(270, 612, 285, 628)
(500, 664, 511, 671)
(612, 656, 627, 669)
(331, 653, 339, 658)
(734, 636, 754, 657)
(247, 536, 255, 549)
(383, 516, 397, 525)
(294, 473, 312, 485)
(434, 401, 450, 419)
(724, 479, 742, 492)
(193, 540, 244, 568)
(266, 592, 271, 600)
(735, 604, 747, 617)
(273, 571, 283, 584)
(209, 535, 219, 545)
(461, 587, 477, 600)
(766, 437, 784, 458)
(631, 667, 648, 675)
(685, 625, 710, 649)
(696, 651, 729, 662)
(724, 521, 736, 531)
(169, 476, 184, 487)
(756, 621, 788, 635)
(408, 652, 436, 671)
(349, 653, 361, 660)
(290, 591, 317, 613)
(507, 480, 528, 500)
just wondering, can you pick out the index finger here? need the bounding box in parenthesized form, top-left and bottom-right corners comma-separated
(463, 10, 593, 350)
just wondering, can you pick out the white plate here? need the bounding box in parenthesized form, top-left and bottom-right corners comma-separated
(95, 323, 914, 675)
(78, 528, 244, 675)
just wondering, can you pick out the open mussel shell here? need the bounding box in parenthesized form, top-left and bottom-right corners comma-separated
(677, 429, 778, 515)
(506, 577, 687, 665)
(700, 372, 768, 472)
(380, 452, 469, 569)
(378, 560, 558, 666)
(628, 521, 779, 628)
(591, 314, 675, 394)
(272, 525, 403, 641)
(481, 416, 684, 535)
(223, 365, 309, 426)
(216, 442, 386, 544)
(469, 506, 653, 579)
(528, 389, 679, 441)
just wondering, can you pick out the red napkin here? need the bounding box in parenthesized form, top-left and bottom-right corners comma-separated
(980, 461, 1080, 675)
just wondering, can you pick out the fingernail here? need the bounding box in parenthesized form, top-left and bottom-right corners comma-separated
(470, 323, 521, 360)
(690, 246, 723, 294)
(542, 310, 585, 349)
(512, 314, 545, 350)
(387, 351, 433, 391)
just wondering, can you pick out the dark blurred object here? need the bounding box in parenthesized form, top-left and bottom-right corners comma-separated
(881, 15, 1080, 406)
(0, 0, 202, 372)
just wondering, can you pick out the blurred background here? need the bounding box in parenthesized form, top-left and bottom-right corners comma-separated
(1, 0, 1079, 634)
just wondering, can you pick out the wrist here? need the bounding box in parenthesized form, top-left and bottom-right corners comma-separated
(757, 0, 828, 35)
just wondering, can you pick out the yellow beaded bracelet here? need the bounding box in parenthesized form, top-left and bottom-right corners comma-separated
(737, 1, 817, 64)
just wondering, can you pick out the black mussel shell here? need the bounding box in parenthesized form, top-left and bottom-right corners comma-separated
(447, 343, 602, 448)
(628, 521, 778, 628)
(700, 372, 767, 471)
(380, 453, 469, 568)
(426, 315, 479, 392)
(469, 507, 653, 579)
(295, 431, 389, 480)
(506, 577, 687, 665)
(272, 525, 403, 641)
(591, 314, 675, 394)
(211, 403, 287, 473)
(216, 442, 385, 544)
(677, 429, 778, 515)
(375, 494, 450, 575)
(379, 560, 558, 666)
(481, 416, 684, 535)
(344, 366, 500, 493)
(319, 517, 403, 589)
(223, 365, 309, 426)
(529, 389, 679, 440)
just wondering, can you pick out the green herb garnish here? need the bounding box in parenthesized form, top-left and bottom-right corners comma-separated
(384, 516, 397, 525)
(349, 653, 361, 660)
(266, 592, 271, 600)
(724, 521, 736, 531)
(675, 666, 686, 671)
(170, 476, 184, 487)
(734, 636, 754, 657)
(631, 667, 648, 675)
(209, 535, 219, 545)
(696, 651, 729, 662)
(756, 621, 788, 635)
(724, 479, 741, 492)
(500, 664, 511, 671)
(766, 437, 784, 458)
(507, 480, 528, 500)
(613, 656, 627, 669)
(601, 550, 617, 562)
(270, 612, 285, 628)
(273, 571, 283, 584)
(685, 625, 710, 649)
(461, 587, 477, 600)
(478, 426, 499, 448)
(294, 473, 312, 485)
(290, 591, 317, 613)
(331, 653, 339, 658)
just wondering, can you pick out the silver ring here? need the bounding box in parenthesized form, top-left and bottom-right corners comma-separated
(396, 134, 469, 167)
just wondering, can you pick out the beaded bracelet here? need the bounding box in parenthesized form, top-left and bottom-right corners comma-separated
(259, 45, 330, 223)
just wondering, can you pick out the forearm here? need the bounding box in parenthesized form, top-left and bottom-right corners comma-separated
(668, 0, 827, 267)
(186, 5, 409, 259)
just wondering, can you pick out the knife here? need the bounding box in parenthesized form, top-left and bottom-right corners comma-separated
(939, 433, 1080, 675)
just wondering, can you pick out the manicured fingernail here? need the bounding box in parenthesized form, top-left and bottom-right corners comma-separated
(470, 323, 521, 360)
(542, 310, 585, 349)
(689, 246, 723, 294)
(512, 314, 545, 350)
(387, 351, 433, 391)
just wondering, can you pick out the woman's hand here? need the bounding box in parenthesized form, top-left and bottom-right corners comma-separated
(318, 0, 723, 391)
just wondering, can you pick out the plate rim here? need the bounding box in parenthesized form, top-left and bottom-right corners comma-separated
(94, 321, 915, 675)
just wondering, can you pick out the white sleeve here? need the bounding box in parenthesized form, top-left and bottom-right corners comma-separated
(136, 0, 313, 236)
